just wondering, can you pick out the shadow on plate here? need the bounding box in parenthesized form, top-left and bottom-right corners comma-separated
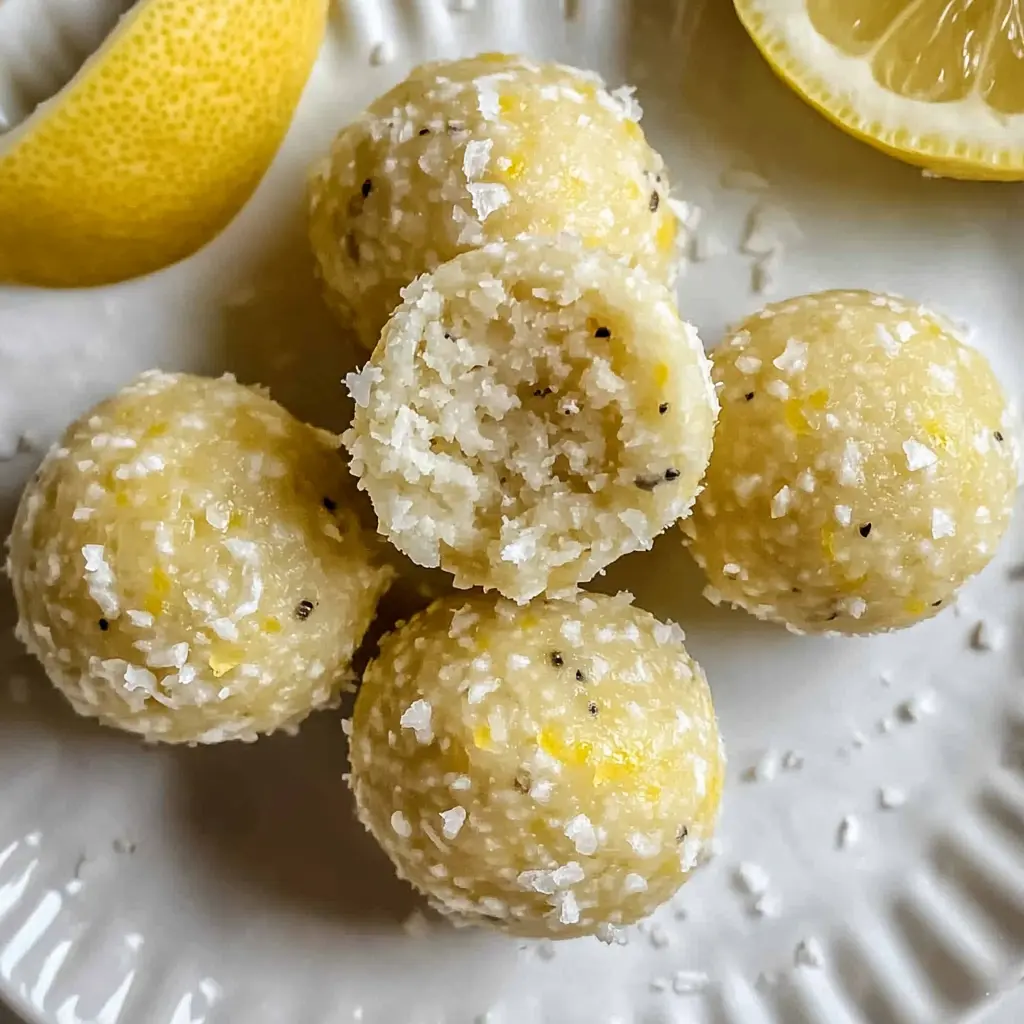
(889, 895, 984, 1010)
(208, 191, 364, 436)
(0, 492, 426, 929)
(590, 525, 783, 644)
(0, 653, 428, 931)
(168, 708, 424, 928)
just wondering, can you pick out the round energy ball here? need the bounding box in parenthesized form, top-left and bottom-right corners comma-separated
(308, 53, 680, 348)
(349, 591, 724, 939)
(7, 371, 393, 743)
(684, 291, 1019, 634)
(343, 236, 718, 602)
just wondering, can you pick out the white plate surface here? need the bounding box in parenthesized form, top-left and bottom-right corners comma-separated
(1, 2, 1024, 1022)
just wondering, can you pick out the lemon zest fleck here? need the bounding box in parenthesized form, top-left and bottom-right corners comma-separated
(655, 215, 676, 252)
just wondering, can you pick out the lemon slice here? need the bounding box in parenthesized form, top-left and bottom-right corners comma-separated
(733, 0, 1024, 180)
(0, 0, 328, 287)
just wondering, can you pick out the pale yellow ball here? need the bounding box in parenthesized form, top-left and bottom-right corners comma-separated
(7, 372, 393, 742)
(685, 291, 1019, 634)
(309, 53, 679, 348)
(343, 237, 717, 602)
(349, 591, 724, 939)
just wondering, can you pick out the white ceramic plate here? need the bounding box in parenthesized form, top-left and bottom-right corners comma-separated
(2, 1, 1024, 1022)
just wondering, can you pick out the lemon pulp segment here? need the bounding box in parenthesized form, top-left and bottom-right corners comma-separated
(734, 0, 1024, 179)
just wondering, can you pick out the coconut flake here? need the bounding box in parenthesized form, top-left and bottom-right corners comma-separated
(833, 504, 853, 526)
(742, 203, 801, 255)
(753, 891, 782, 917)
(529, 779, 554, 803)
(462, 138, 493, 180)
(931, 508, 956, 539)
(555, 889, 580, 926)
(874, 324, 901, 356)
(564, 813, 599, 855)
(744, 749, 779, 782)
(899, 689, 938, 721)
(468, 672, 501, 703)
(82, 544, 119, 618)
(623, 873, 648, 894)
(628, 832, 661, 858)
(204, 503, 230, 531)
(345, 365, 384, 408)
(971, 618, 1005, 652)
(467, 183, 511, 220)
(400, 699, 434, 743)
(734, 862, 770, 896)
(369, 40, 394, 66)
(903, 439, 937, 471)
(671, 970, 710, 995)
(679, 836, 703, 871)
(732, 474, 762, 501)
(123, 665, 157, 694)
(782, 750, 804, 771)
(551, 862, 585, 888)
(210, 618, 238, 642)
(770, 485, 791, 519)
(224, 538, 259, 564)
(878, 787, 907, 809)
(796, 469, 816, 492)
(928, 363, 956, 392)
(795, 937, 825, 969)
(839, 440, 864, 486)
(773, 338, 808, 374)
(440, 806, 467, 839)
(146, 643, 189, 670)
(837, 814, 861, 849)
(114, 453, 165, 480)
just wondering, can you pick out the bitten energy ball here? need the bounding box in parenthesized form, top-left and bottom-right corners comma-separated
(685, 291, 1019, 634)
(349, 591, 724, 939)
(309, 53, 679, 348)
(344, 236, 718, 602)
(7, 372, 393, 743)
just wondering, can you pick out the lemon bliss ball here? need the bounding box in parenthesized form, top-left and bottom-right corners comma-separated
(684, 291, 1019, 635)
(348, 591, 724, 939)
(7, 372, 393, 743)
(308, 53, 680, 348)
(343, 236, 718, 603)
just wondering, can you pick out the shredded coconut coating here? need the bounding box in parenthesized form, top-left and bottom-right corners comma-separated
(6, 372, 393, 744)
(684, 291, 1019, 634)
(349, 591, 723, 939)
(343, 236, 717, 602)
(308, 53, 679, 348)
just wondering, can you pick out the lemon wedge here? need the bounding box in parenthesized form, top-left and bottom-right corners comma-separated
(733, 0, 1024, 180)
(0, 0, 328, 287)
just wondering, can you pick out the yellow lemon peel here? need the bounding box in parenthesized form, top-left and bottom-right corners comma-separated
(0, 0, 328, 286)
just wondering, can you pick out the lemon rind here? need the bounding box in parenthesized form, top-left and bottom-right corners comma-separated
(0, 0, 329, 287)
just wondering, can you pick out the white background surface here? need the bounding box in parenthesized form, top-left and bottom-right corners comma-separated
(1, 1, 1024, 1022)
